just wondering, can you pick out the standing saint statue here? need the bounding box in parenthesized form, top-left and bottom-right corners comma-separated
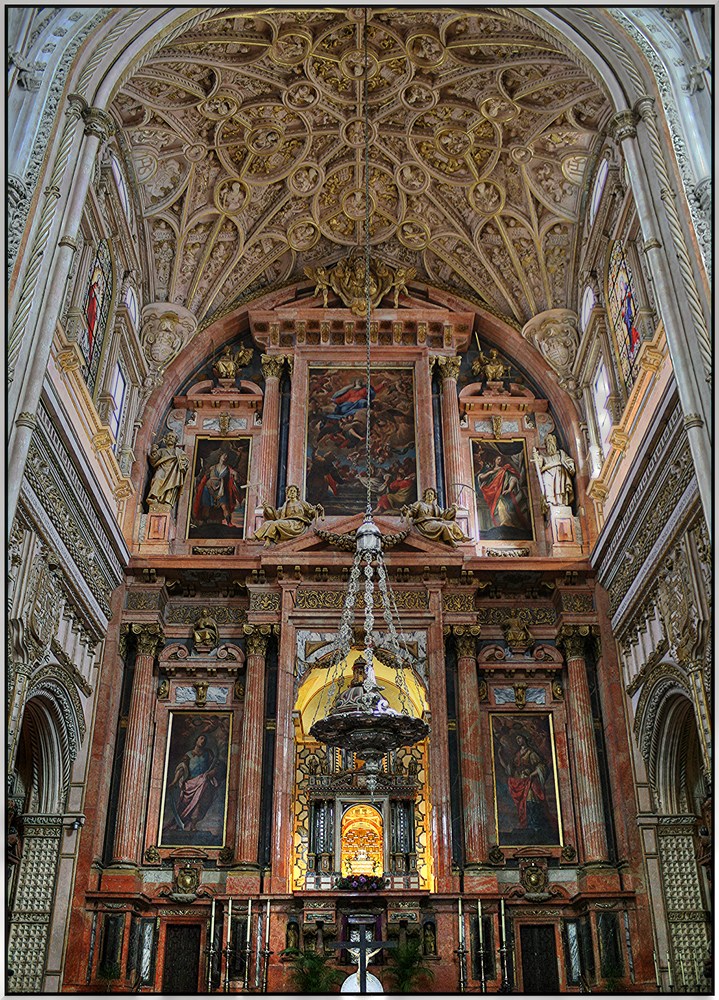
(146, 431, 190, 508)
(253, 485, 324, 545)
(401, 488, 468, 546)
(532, 434, 575, 509)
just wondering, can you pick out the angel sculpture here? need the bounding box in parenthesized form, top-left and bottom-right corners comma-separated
(304, 265, 330, 308)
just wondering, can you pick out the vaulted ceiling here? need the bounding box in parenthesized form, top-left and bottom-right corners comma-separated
(112, 7, 612, 331)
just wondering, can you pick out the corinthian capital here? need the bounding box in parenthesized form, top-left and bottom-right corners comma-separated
(131, 622, 164, 657)
(261, 354, 286, 380)
(435, 355, 462, 382)
(243, 623, 271, 656)
(558, 624, 598, 661)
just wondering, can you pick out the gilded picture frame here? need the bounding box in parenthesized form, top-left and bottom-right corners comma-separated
(158, 711, 232, 849)
(471, 437, 534, 541)
(186, 436, 251, 539)
(489, 712, 563, 847)
(305, 365, 418, 517)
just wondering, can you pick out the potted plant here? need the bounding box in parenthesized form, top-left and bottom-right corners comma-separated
(385, 938, 435, 994)
(284, 948, 343, 995)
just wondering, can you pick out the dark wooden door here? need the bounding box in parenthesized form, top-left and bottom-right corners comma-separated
(520, 924, 560, 994)
(162, 924, 201, 994)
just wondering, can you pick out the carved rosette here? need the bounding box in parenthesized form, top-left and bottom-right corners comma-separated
(522, 309, 580, 395)
(131, 622, 164, 657)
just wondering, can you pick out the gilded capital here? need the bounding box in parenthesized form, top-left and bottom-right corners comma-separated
(609, 109, 638, 143)
(436, 355, 462, 382)
(131, 622, 164, 657)
(455, 634, 478, 659)
(244, 623, 271, 657)
(261, 354, 285, 380)
(558, 624, 597, 661)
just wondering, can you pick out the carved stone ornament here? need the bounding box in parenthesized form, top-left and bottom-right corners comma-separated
(260, 354, 287, 381)
(434, 355, 462, 381)
(141, 303, 197, 371)
(558, 624, 598, 661)
(144, 845, 161, 865)
(522, 309, 580, 395)
(193, 608, 219, 652)
(472, 348, 511, 383)
(212, 344, 253, 383)
(244, 624, 271, 657)
(175, 863, 200, 895)
(488, 845, 505, 866)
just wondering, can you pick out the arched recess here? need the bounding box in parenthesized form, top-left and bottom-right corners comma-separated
(7, 669, 85, 993)
(292, 647, 432, 893)
(633, 663, 710, 986)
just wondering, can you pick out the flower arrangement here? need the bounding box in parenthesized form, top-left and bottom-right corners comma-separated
(335, 872, 387, 892)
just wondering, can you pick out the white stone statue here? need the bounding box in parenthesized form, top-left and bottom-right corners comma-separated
(532, 434, 575, 510)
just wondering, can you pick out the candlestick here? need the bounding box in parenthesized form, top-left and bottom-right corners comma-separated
(210, 898, 216, 941)
(242, 900, 252, 993)
(455, 898, 468, 994)
(262, 899, 272, 993)
(653, 950, 660, 989)
(227, 899, 233, 950)
(500, 898, 506, 943)
(666, 951, 673, 991)
(477, 899, 486, 995)
(458, 897, 464, 945)
(680, 956, 686, 989)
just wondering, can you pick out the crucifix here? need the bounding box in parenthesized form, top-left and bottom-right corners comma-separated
(329, 924, 396, 994)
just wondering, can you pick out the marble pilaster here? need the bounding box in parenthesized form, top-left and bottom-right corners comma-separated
(427, 593, 454, 892)
(559, 626, 608, 862)
(454, 630, 490, 866)
(112, 623, 163, 864)
(235, 628, 268, 866)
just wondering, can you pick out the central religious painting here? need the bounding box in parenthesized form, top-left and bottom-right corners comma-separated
(305, 366, 418, 516)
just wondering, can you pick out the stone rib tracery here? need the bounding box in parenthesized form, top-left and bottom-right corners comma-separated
(112, 8, 610, 327)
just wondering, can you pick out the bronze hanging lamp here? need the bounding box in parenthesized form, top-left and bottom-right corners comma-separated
(309, 11, 429, 790)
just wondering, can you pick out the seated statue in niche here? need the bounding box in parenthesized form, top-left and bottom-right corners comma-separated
(532, 433, 575, 510)
(193, 608, 219, 651)
(146, 431, 190, 509)
(212, 344, 253, 384)
(402, 488, 468, 546)
(253, 484, 324, 545)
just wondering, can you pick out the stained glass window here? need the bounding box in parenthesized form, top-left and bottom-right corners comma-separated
(607, 239, 641, 391)
(79, 240, 113, 394)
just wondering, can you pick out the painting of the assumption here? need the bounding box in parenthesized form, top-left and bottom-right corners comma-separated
(159, 712, 231, 848)
(306, 367, 418, 516)
(471, 438, 533, 541)
(187, 437, 250, 538)
(490, 714, 562, 847)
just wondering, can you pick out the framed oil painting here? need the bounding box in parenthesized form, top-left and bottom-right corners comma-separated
(490, 713, 562, 847)
(305, 366, 417, 516)
(471, 438, 534, 541)
(158, 712, 231, 848)
(187, 436, 251, 539)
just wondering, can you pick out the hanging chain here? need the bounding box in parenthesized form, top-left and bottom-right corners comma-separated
(363, 6, 373, 516)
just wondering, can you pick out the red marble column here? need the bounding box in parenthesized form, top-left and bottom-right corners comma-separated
(560, 626, 608, 862)
(455, 629, 489, 864)
(252, 355, 284, 519)
(113, 623, 163, 864)
(428, 593, 454, 892)
(236, 628, 268, 864)
(269, 592, 296, 893)
(436, 356, 464, 508)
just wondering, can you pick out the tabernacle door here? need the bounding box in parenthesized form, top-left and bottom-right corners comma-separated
(161, 924, 202, 993)
(520, 924, 560, 994)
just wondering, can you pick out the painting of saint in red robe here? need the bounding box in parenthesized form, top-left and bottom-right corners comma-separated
(306, 366, 417, 516)
(491, 714, 561, 847)
(159, 712, 231, 848)
(472, 438, 533, 541)
(188, 437, 250, 539)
